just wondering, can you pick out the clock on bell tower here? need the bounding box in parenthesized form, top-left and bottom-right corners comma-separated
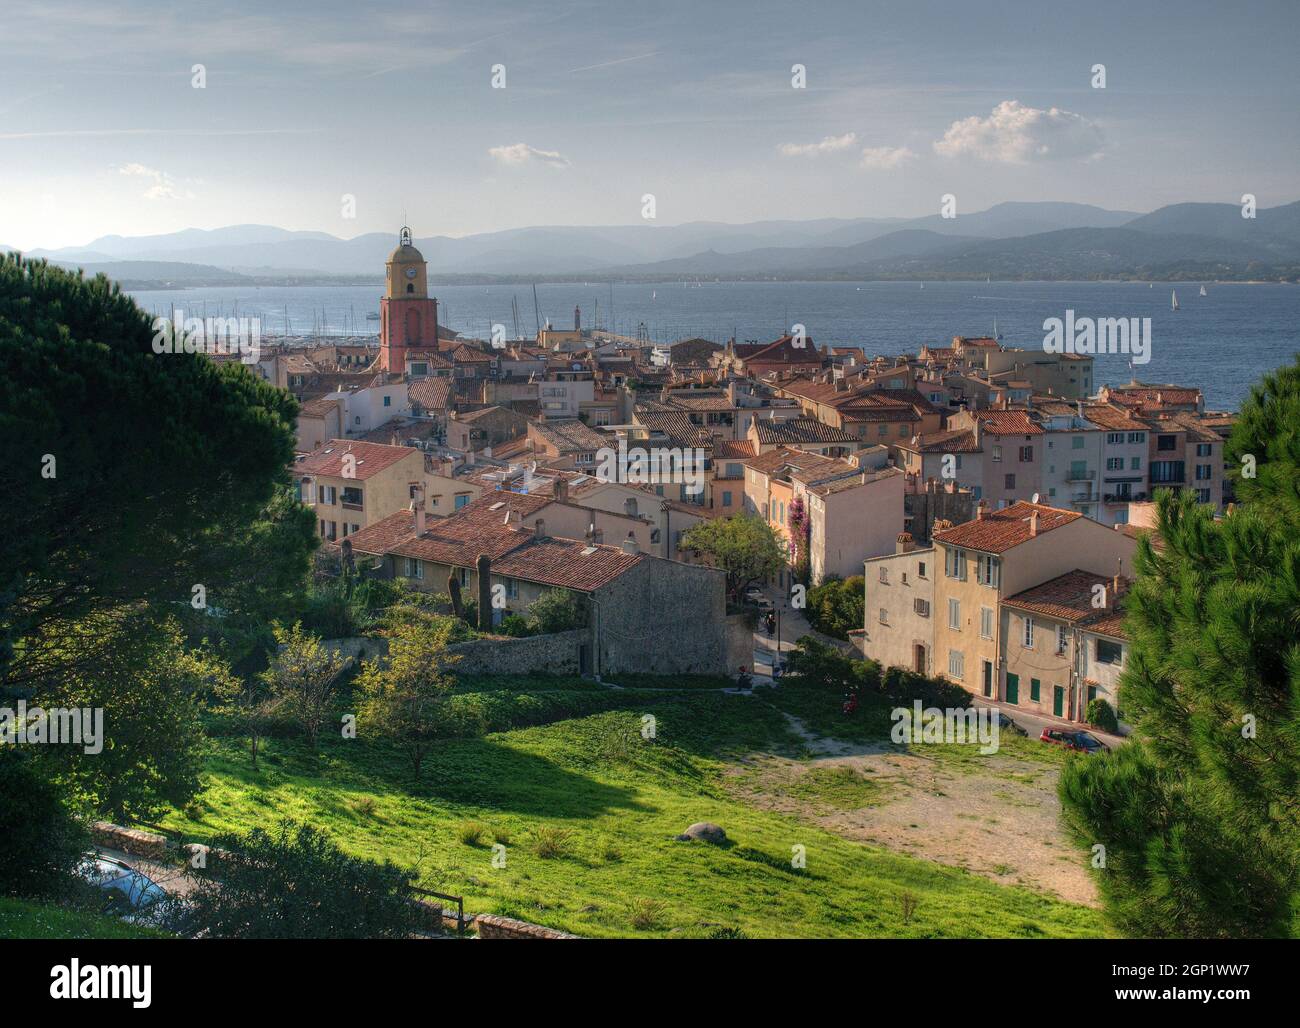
(378, 225, 438, 373)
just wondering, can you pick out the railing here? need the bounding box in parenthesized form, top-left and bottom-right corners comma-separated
(1066, 469, 1096, 481)
(411, 886, 470, 937)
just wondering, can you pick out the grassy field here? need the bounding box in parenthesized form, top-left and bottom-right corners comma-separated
(162, 674, 1107, 939)
(0, 897, 165, 940)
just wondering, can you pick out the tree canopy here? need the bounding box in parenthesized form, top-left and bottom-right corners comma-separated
(681, 512, 784, 600)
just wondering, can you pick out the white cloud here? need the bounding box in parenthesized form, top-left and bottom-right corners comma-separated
(117, 162, 191, 200)
(859, 145, 916, 170)
(777, 132, 857, 157)
(933, 100, 1104, 163)
(488, 143, 572, 168)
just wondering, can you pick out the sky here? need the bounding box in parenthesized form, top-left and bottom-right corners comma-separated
(1, 0, 1298, 250)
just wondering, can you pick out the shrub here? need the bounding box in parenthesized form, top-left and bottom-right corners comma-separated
(527, 589, 585, 634)
(629, 897, 666, 931)
(186, 820, 423, 938)
(1086, 698, 1119, 734)
(457, 821, 489, 846)
(0, 750, 90, 900)
(531, 826, 574, 859)
(500, 614, 533, 638)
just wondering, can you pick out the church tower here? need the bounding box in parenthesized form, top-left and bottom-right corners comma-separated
(379, 226, 438, 373)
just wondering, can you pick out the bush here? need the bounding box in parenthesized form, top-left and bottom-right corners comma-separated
(531, 826, 574, 859)
(0, 750, 90, 900)
(806, 576, 865, 640)
(457, 821, 489, 846)
(186, 820, 423, 939)
(500, 614, 533, 638)
(629, 897, 666, 930)
(1086, 698, 1119, 734)
(528, 589, 585, 634)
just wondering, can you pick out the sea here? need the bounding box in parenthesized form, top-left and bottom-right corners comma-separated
(126, 280, 1300, 412)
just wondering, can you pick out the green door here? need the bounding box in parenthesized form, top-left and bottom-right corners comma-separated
(1005, 673, 1019, 705)
(1030, 678, 1041, 702)
(1053, 685, 1065, 717)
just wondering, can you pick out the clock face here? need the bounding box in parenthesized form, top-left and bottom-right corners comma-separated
(405, 267, 417, 279)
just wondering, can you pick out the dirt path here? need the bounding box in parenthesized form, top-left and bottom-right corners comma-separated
(729, 712, 1098, 907)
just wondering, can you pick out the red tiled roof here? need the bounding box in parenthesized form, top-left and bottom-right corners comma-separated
(296, 439, 418, 481)
(299, 396, 342, 418)
(934, 501, 1082, 553)
(753, 417, 857, 445)
(408, 377, 452, 412)
(712, 440, 757, 460)
(970, 410, 1044, 435)
(1002, 569, 1117, 623)
(905, 428, 980, 453)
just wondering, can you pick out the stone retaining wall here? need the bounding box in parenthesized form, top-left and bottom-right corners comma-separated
(91, 821, 168, 860)
(443, 628, 589, 676)
(473, 914, 579, 939)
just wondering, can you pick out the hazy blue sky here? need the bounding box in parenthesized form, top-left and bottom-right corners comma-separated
(2, 0, 1297, 248)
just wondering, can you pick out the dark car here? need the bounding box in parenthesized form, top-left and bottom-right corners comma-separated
(994, 711, 1027, 736)
(79, 854, 191, 931)
(1039, 727, 1106, 753)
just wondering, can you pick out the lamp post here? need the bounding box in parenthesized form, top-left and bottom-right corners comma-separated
(660, 498, 671, 559)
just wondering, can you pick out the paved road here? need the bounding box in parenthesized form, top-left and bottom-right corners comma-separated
(971, 697, 1127, 748)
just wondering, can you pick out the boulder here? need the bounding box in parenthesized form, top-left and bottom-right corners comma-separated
(676, 822, 727, 845)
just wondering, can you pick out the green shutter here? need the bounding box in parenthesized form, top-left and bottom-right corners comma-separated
(1030, 678, 1041, 702)
(1053, 686, 1064, 717)
(1006, 673, 1019, 704)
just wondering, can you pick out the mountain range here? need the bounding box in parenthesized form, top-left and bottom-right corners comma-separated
(5, 200, 1299, 286)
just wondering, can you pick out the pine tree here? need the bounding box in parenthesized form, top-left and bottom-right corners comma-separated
(1059, 357, 1300, 938)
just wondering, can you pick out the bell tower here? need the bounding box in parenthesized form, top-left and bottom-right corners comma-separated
(379, 225, 439, 373)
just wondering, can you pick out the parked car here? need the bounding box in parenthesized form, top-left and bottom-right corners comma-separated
(78, 853, 190, 930)
(1039, 728, 1106, 753)
(994, 711, 1027, 736)
(744, 587, 773, 610)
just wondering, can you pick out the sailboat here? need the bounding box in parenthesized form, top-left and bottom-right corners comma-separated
(1199, 285, 1207, 297)
(1171, 290, 1180, 311)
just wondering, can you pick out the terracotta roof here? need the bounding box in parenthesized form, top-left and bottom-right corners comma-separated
(734, 335, 824, 364)
(753, 417, 857, 445)
(408, 377, 452, 412)
(970, 410, 1044, 435)
(933, 501, 1082, 553)
(711, 440, 756, 460)
(1002, 569, 1117, 623)
(633, 409, 711, 448)
(299, 396, 342, 418)
(405, 349, 453, 369)
(905, 428, 981, 454)
(530, 418, 606, 453)
(296, 439, 418, 481)
(742, 446, 844, 478)
(1081, 403, 1150, 432)
(451, 344, 494, 363)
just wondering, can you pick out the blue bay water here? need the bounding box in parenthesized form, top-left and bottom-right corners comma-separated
(127, 280, 1300, 412)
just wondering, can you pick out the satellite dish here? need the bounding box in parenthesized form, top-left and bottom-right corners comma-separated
(1031, 492, 1040, 504)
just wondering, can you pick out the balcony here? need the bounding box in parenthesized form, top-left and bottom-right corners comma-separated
(1104, 491, 1147, 504)
(1066, 468, 1096, 482)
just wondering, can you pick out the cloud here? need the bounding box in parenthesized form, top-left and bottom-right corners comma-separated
(859, 145, 916, 170)
(777, 132, 857, 157)
(488, 143, 572, 168)
(117, 162, 191, 200)
(933, 100, 1104, 163)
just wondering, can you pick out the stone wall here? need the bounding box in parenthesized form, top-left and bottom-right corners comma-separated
(593, 557, 729, 675)
(91, 821, 168, 861)
(473, 914, 579, 939)
(322, 636, 390, 662)
(443, 628, 589, 676)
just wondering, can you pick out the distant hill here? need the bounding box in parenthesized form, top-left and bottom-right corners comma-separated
(19, 200, 1300, 284)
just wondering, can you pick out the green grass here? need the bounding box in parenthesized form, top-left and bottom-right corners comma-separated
(162, 677, 1106, 939)
(0, 897, 166, 940)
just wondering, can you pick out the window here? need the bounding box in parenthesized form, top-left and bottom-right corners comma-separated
(948, 597, 961, 630)
(976, 554, 1000, 588)
(879, 567, 889, 584)
(980, 606, 994, 639)
(410, 362, 428, 377)
(1057, 624, 1068, 654)
(944, 547, 967, 580)
(1127, 432, 1145, 444)
(1096, 638, 1123, 665)
(404, 557, 423, 580)
(1196, 443, 1212, 457)
(917, 561, 927, 579)
(1197, 488, 1211, 503)
(354, 416, 362, 425)
(1030, 678, 1041, 702)
(1106, 457, 1124, 471)
(504, 578, 519, 599)
(948, 650, 965, 680)
(914, 598, 930, 617)
(1023, 616, 1034, 648)
(1088, 684, 1098, 704)
(1157, 434, 1177, 451)
(454, 494, 470, 509)
(1019, 446, 1033, 462)
(1107, 432, 1124, 444)
(1071, 436, 1085, 450)
(1130, 456, 1142, 470)
(1004, 473, 1016, 490)
(341, 486, 363, 510)
(721, 491, 732, 507)
(318, 485, 337, 505)
(383, 395, 392, 407)
(1196, 464, 1212, 480)
(878, 608, 889, 625)
(321, 521, 336, 541)
(992, 445, 1002, 463)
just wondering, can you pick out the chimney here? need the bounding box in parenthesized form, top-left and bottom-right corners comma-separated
(895, 531, 915, 554)
(621, 532, 640, 554)
(591, 527, 604, 545)
(409, 481, 426, 535)
(504, 508, 522, 528)
(975, 499, 988, 521)
(554, 477, 570, 503)
(1111, 571, 1120, 603)
(534, 518, 546, 540)
(1028, 510, 1039, 537)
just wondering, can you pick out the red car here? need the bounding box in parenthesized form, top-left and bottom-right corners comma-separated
(1039, 727, 1106, 754)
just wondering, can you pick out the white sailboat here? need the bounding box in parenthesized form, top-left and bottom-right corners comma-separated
(1199, 285, 1208, 297)
(1171, 290, 1180, 311)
